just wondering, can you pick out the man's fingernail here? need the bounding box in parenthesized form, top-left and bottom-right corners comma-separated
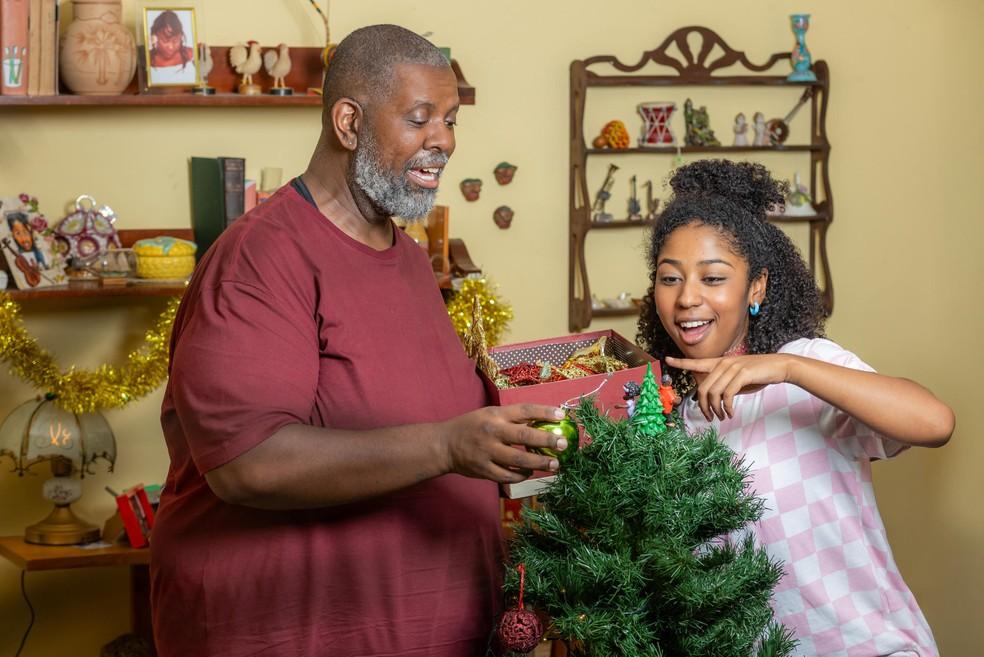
(553, 408, 565, 419)
(556, 439, 568, 451)
(549, 460, 560, 471)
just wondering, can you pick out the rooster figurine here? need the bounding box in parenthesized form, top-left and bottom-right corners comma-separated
(229, 40, 262, 95)
(263, 43, 293, 96)
(192, 43, 215, 95)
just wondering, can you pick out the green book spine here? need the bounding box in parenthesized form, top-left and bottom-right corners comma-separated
(189, 157, 224, 260)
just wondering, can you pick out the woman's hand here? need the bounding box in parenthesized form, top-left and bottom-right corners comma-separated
(666, 354, 795, 421)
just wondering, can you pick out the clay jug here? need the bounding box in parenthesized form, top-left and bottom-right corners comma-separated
(59, 0, 136, 95)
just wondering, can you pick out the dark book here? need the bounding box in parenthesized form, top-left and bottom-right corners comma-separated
(218, 156, 246, 227)
(189, 157, 225, 260)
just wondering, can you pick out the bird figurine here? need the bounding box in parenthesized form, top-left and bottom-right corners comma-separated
(192, 43, 215, 95)
(229, 41, 262, 95)
(262, 43, 293, 96)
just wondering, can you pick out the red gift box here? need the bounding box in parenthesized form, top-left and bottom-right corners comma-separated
(484, 329, 659, 498)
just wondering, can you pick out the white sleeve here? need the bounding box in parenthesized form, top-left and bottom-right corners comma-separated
(785, 339, 908, 461)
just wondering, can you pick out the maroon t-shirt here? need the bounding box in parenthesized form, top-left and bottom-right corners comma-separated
(151, 184, 502, 657)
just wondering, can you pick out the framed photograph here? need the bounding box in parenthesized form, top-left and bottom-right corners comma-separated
(142, 7, 199, 87)
(0, 196, 67, 290)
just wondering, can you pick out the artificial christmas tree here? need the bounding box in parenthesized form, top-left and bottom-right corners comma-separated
(504, 393, 796, 657)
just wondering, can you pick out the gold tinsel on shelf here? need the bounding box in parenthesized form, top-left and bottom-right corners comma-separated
(0, 291, 180, 414)
(447, 278, 513, 347)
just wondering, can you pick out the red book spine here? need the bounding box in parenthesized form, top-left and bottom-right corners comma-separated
(1, 0, 30, 95)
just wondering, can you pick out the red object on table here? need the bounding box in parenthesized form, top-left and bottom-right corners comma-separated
(114, 485, 155, 549)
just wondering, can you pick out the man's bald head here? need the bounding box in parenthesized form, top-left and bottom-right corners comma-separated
(322, 24, 450, 112)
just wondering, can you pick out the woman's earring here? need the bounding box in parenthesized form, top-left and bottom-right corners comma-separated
(749, 302, 760, 317)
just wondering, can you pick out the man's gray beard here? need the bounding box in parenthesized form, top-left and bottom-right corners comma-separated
(352, 129, 440, 221)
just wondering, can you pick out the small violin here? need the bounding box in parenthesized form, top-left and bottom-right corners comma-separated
(2, 237, 43, 287)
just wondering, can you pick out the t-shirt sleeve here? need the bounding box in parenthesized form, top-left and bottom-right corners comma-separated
(169, 280, 320, 474)
(795, 339, 908, 461)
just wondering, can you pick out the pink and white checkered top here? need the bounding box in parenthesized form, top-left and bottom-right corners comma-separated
(681, 338, 937, 657)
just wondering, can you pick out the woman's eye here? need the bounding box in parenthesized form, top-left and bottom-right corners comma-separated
(658, 276, 679, 285)
(703, 276, 726, 284)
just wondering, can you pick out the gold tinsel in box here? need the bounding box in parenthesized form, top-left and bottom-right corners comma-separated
(484, 329, 659, 499)
(133, 236, 197, 280)
(486, 329, 658, 418)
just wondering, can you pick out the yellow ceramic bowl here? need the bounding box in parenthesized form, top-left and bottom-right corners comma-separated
(133, 237, 197, 280)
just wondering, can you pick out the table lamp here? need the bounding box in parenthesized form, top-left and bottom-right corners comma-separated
(0, 394, 116, 545)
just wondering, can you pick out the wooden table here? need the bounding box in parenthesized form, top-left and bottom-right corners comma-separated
(0, 536, 153, 649)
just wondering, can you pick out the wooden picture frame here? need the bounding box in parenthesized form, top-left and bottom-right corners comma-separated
(142, 7, 200, 88)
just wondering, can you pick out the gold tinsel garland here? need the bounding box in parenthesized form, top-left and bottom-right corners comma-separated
(447, 278, 513, 347)
(0, 291, 180, 414)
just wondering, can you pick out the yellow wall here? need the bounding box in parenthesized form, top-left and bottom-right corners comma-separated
(1, 1, 981, 654)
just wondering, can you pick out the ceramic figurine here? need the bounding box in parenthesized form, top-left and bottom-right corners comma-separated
(627, 175, 643, 221)
(591, 164, 618, 223)
(787, 14, 818, 82)
(752, 112, 768, 146)
(459, 178, 482, 202)
(263, 43, 293, 95)
(643, 180, 660, 221)
(783, 172, 814, 215)
(683, 98, 721, 147)
(638, 102, 676, 146)
(733, 112, 749, 146)
(230, 41, 263, 95)
(493, 162, 517, 185)
(192, 43, 215, 95)
(493, 205, 514, 229)
(623, 381, 641, 418)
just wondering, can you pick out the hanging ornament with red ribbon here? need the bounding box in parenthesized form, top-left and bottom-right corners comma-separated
(497, 563, 545, 653)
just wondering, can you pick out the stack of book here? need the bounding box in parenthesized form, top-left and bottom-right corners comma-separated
(1, 0, 60, 96)
(190, 156, 258, 258)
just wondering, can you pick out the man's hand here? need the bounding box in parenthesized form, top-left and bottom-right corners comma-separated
(441, 404, 569, 484)
(666, 354, 793, 422)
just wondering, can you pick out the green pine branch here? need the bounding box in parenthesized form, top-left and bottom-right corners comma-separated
(503, 397, 795, 657)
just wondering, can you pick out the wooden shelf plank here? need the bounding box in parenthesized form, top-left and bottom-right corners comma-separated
(586, 73, 823, 88)
(586, 145, 823, 155)
(589, 219, 655, 229)
(591, 307, 640, 318)
(0, 536, 150, 571)
(5, 282, 187, 300)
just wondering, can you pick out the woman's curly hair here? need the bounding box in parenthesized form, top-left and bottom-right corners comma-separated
(637, 159, 826, 363)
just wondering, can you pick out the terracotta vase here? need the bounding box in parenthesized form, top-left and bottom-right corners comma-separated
(59, 0, 136, 95)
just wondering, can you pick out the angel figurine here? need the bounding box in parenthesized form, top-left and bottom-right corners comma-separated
(752, 112, 769, 146)
(733, 112, 749, 146)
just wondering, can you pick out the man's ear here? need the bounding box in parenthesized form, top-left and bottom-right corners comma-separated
(330, 97, 362, 152)
(749, 268, 768, 306)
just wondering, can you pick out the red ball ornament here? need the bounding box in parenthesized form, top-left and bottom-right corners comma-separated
(497, 564, 545, 653)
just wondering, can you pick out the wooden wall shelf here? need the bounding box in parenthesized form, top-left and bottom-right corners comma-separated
(569, 26, 833, 332)
(0, 48, 474, 108)
(2, 229, 191, 301)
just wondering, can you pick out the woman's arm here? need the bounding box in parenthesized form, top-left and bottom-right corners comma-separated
(666, 354, 954, 447)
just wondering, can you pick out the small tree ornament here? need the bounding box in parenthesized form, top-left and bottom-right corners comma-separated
(497, 563, 544, 654)
(630, 362, 665, 436)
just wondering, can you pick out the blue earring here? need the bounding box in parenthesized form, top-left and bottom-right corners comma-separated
(749, 302, 760, 317)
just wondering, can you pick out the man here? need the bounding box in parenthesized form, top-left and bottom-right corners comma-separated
(150, 24, 566, 657)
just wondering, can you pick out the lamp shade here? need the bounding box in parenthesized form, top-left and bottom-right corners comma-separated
(0, 397, 116, 476)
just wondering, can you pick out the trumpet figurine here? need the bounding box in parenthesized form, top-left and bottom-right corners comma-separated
(591, 164, 619, 223)
(627, 175, 643, 221)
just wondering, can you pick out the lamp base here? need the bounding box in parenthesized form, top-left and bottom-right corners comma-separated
(25, 504, 100, 545)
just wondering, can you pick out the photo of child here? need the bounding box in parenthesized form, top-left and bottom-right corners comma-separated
(144, 8, 199, 86)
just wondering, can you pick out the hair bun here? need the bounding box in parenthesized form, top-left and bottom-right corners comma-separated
(668, 159, 786, 218)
